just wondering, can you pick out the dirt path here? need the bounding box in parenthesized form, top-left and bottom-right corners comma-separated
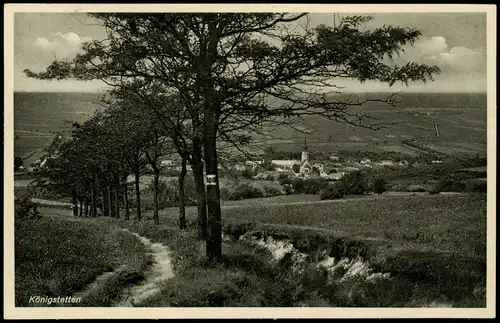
(39, 213, 176, 307)
(32, 192, 458, 213)
(115, 229, 175, 307)
(220, 192, 434, 209)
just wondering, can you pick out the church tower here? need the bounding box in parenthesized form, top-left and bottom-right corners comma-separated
(299, 137, 312, 177)
(301, 137, 309, 164)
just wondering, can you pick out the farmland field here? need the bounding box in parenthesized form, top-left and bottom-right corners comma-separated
(252, 93, 487, 157)
(14, 92, 104, 157)
(151, 193, 486, 258)
(13, 92, 487, 159)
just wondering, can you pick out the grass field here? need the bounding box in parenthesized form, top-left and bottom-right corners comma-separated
(15, 216, 152, 307)
(150, 193, 486, 257)
(15, 191, 487, 307)
(128, 193, 487, 307)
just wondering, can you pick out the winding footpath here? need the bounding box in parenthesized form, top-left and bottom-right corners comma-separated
(30, 191, 452, 211)
(115, 229, 175, 307)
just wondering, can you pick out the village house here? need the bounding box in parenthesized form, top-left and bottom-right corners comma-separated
(397, 160, 410, 167)
(377, 160, 395, 167)
(245, 160, 263, 169)
(249, 139, 344, 181)
(271, 159, 300, 172)
(329, 154, 341, 162)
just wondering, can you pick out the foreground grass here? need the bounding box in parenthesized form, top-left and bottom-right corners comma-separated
(106, 219, 337, 307)
(131, 193, 487, 307)
(26, 193, 486, 307)
(15, 216, 152, 307)
(153, 193, 486, 257)
(225, 194, 487, 256)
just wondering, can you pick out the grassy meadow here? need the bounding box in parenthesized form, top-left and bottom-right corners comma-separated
(15, 192, 487, 307)
(15, 214, 152, 307)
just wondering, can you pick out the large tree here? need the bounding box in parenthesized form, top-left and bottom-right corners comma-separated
(25, 13, 440, 262)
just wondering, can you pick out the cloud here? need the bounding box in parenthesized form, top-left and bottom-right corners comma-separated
(32, 32, 92, 58)
(414, 36, 448, 56)
(399, 36, 486, 75)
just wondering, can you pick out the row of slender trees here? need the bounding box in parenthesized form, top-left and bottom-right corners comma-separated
(33, 98, 181, 225)
(25, 13, 440, 263)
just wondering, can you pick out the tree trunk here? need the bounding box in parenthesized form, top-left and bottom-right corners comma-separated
(108, 185, 115, 217)
(101, 187, 109, 217)
(79, 198, 83, 217)
(84, 197, 89, 217)
(203, 112, 222, 262)
(99, 187, 105, 217)
(178, 157, 187, 230)
(152, 171, 160, 225)
(191, 147, 207, 239)
(123, 182, 130, 220)
(201, 20, 222, 263)
(71, 189, 78, 216)
(115, 177, 120, 219)
(91, 180, 97, 217)
(135, 171, 141, 221)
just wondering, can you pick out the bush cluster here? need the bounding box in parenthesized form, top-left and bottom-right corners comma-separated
(320, 171, 369, 200)
(279, 178, 329, 195)
(224, 184, 265, 201)
(15, 194, 42, 222)
(429, 176, 487, 194)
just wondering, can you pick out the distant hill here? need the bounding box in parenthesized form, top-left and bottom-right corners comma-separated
(13, 91, 487, 159)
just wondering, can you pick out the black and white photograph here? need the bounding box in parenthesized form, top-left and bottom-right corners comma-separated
(4, 3, 496, 319)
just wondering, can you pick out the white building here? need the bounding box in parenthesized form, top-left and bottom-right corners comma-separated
(329, 154, 340, 161)
(378, 160, 395, 167)
(271, 160, 300, 169)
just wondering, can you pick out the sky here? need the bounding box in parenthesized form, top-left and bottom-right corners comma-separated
(13, 12, 488, 93)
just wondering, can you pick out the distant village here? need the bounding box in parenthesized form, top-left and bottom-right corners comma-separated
(158, 139, 445, 182)
(24, 137, 447, 182)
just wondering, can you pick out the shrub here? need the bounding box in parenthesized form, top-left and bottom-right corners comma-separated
(228, 184, 265, 200)
(278, 173, 290, 181)
(320, 182, 345, 200)
(434, 176, 467, 193)
(428, 186, 441, 195)
(14, 157, 24, 171)
(261, 161, 276, 171)
(340, 171, 368, 195)
(372, 177, 387, 195)
(279, 177, 293, 186)
(241, 167, 257, 179)
(263, 185, 282, 197)
(264, 174, 276, 181)
(145, 176, 198, 209)
(466, 181, 487, 193)
(302, 179, 329, 195)
(291, 178, 305, 193)
(220, 187, 231, 200)
(279, 178, 331, 195)
(15, 194, 42, 222)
